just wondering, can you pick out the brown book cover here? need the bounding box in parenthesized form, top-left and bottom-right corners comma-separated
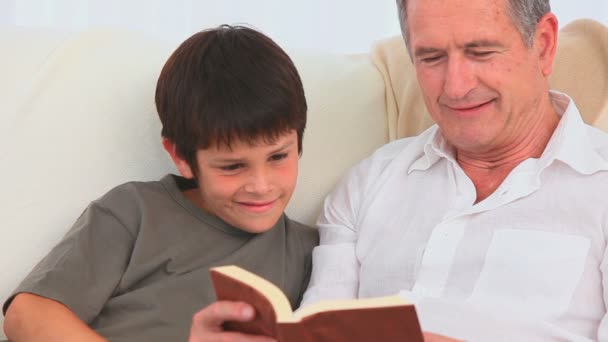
(210, 265, 424, 342)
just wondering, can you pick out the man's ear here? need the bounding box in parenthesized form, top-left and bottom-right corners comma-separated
(535, 12, 559, 77)
(162, 138, 195, 179)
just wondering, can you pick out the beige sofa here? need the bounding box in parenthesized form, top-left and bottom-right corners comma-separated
(0, 19, 606, 337)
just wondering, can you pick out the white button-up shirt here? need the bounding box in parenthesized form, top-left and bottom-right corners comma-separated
(301, 92, 608, 341)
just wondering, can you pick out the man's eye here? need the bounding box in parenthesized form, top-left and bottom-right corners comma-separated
(470, 51, 494, 58)
(420, 55, 443, 64)
(270, 153, 288, 161)
(220, 163, 243, 171)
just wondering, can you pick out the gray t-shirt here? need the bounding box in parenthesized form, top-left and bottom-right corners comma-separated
(3, 174, 318, 342)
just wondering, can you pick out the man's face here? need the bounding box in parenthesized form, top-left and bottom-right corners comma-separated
(407, 0, 551, 154)
(187, 131, 299, 233)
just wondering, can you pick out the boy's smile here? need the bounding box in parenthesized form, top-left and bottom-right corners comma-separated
(236, 200, 277, 214)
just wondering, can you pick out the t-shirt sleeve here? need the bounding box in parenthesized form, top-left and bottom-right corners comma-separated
(3, 200, 135, 323)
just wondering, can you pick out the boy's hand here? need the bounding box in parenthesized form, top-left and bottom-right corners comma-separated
(424, 332, 464, 342)
(188, 301, 276, 342)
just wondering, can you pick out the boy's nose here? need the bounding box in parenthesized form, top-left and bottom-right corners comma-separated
(243, 169, 272, 194)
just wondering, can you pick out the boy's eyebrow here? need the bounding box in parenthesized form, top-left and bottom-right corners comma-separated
(213, 157, 245, 164)
(212, 140, 297, 163)
(267, 140, 296, 155)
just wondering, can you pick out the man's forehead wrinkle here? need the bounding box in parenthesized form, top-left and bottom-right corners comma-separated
(409, 5, 502, 46)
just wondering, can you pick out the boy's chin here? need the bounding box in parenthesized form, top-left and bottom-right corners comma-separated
(237, 216, 283, 234)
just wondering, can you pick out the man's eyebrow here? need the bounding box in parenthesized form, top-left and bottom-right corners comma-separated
(463, 39, 504, 49)
(413, 47, 443, 58)
(413, 40, 505, 57)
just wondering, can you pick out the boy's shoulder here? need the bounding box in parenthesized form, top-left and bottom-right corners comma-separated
(87, 175, 179, 233)
(96, 174, 179, 205)
(284, 216, 319, 247)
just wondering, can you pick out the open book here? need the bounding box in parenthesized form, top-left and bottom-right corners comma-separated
(210, 265, 424, 342)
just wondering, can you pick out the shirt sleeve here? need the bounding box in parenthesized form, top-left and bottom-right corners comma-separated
(598, 224, 608, 341)
(3, 200, 135, 323)
(299, 158, 372, 307)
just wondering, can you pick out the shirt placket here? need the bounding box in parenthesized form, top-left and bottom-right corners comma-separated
(411, 160, 540, 299)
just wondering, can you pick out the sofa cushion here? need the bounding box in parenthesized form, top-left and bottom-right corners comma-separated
(0, 30, 175, 336)
(550, 19, 608, 128)
(287, 52, 387, 224)
(371, 18, 608, 139)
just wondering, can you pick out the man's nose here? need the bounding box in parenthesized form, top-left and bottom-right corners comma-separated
(443, 56, 477, 100)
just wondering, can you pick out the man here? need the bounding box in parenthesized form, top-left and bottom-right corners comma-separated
(189, 0, 608, 341)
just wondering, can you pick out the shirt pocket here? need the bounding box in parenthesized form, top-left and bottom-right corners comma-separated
(467, 229, 590, 317)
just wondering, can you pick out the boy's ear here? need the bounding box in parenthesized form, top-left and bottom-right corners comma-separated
(162, 138, 195, 179)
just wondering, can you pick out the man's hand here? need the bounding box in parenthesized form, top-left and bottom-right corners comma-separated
(424, 332, 464, 342)
(188, 301, 276, 342)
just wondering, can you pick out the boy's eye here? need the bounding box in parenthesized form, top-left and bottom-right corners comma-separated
(220, 163, 244, 171)
(270, 153, 288, 161)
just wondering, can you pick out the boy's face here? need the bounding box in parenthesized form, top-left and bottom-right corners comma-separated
(165, 130, 299, 233)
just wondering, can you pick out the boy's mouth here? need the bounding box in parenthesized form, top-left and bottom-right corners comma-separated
(237, 200, 277, 213)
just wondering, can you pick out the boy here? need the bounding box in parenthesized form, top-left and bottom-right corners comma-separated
(3, 25, 317, 342)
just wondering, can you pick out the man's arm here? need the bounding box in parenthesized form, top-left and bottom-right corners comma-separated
(597, 222, 608, 340)
(4, 293, 106, 342)
(298, 160, 367, 307)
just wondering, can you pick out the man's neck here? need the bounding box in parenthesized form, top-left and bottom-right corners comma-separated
(457, 100, 561, 203)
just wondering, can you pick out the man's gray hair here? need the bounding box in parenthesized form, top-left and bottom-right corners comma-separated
(396, 0, 551, 51)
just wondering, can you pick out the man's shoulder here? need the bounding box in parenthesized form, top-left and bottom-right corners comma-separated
(372, 130, 431, 159)
(353, 125, 437, 175)
(586, 125, 608, 159)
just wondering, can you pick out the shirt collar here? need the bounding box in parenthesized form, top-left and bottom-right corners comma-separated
(408, 91, 608, 175)
(543, 91, 608, 174)
(408, 126, 454, 174)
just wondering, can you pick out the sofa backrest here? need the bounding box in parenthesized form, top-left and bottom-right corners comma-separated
(371, 18, 608, 139)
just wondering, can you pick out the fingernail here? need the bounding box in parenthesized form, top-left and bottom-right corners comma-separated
(242, 306, 254, 319)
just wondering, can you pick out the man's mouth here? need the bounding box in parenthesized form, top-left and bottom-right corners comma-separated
(447, 99, 495, 115)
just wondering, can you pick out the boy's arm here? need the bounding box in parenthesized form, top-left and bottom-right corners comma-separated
(188, 301, 275, 342)
(2, 196, 136, 340)
(4, 293, 107, 342)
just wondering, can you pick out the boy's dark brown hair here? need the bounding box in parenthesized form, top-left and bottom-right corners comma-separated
(155, 25, 307, 175)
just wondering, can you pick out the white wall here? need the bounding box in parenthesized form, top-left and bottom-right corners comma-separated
(0, 1, 606, 54)
(1, 0, 401, 53)
(552, 0, 608, 28)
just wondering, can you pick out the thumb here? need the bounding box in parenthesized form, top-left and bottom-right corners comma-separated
(193, 301, 255, 329)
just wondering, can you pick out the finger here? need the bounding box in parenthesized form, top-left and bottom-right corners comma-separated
(193, 301, 255, 329)
(217, 331, 277, 342)
(423, 331, 463, 342)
